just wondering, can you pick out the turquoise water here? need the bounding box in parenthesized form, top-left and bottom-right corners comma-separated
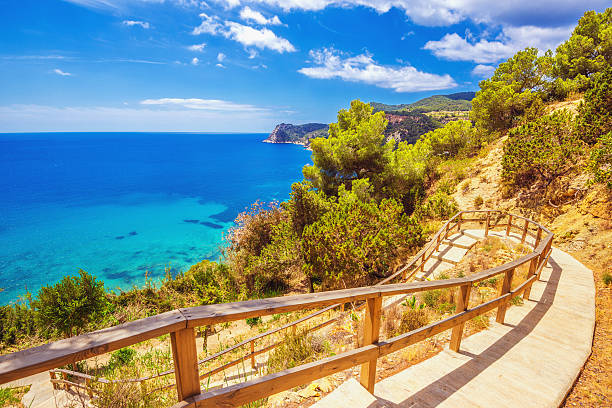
(0, 133, 311, 304)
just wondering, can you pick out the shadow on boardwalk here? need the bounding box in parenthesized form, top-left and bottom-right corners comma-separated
(371, 257, 562, 408)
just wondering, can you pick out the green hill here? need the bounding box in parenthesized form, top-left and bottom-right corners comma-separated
(370, 92, 475, 114)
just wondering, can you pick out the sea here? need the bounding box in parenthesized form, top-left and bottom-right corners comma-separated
(0, 132, 311, 305)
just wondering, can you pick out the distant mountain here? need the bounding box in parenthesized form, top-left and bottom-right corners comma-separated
(263, 123, 328, 145)
(370, 92, 476, 114)
(264, 92, 475, 146)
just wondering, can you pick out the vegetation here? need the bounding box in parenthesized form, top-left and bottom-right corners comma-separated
(1, 9, 611, 407)
(32, 269, 108, 338)
(502, 110, 583, 192)
(370, 92, 475, 114)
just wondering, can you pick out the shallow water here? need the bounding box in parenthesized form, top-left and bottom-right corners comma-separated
(0, 132, 311, 304)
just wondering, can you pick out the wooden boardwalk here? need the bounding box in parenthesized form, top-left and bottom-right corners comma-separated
(314, 233, 595, 408)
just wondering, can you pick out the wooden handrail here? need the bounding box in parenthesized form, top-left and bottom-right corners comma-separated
(0, 210, 554, 408)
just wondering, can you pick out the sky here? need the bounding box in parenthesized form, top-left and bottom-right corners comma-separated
(0, 0, 608, 132)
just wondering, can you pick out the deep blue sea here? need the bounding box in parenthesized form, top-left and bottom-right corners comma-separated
(0, 133, 311, 305)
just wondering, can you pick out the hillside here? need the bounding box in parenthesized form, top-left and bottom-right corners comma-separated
(370, 91, 475, 114)
(384, 111, 441, 144)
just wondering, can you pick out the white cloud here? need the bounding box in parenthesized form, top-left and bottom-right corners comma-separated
(424, 25, 573, 63)
(298, 48, 456, 92)
(187, 43, 207, 52)
(239, 6, 283, 25)
(219, 1, 608, 27)
(192, 13, 223, 35)
(216, 63, 226, 68)
(471, 64, 495, 78)
(191, 57, 200, 65)
(53, 68, 72, 76)
(122, 20, 150, 29)
(140, 98, 265, 111)
(224, 22, 295, 53)
(217, 52, 226, 62)
(193, 14, 295, 54)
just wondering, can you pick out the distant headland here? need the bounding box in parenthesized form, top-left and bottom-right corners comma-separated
(264, 92, 476, 146)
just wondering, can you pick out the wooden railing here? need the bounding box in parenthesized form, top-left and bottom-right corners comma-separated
(0, 210, 553, 407)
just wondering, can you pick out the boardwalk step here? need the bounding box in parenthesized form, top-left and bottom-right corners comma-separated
(442, 233, 478, 249)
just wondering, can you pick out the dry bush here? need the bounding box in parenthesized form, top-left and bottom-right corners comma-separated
(383, 306, 402, 338)
(267, 329, 316, 373)
(398, 309, 430, 333)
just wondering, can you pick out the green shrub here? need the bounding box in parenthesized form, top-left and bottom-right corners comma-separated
(502, 110, 583, 191)
(0, 387, 20, 406)
(302, 184, 424, 290)
(109, 347, 136, 368)
(588, 132, 612, 188)
(245, 317, 262, 328)
(417, 191, 458, 220)
(185, 260, 238, 305)
(32, 269, 108, 338)
(474, 196, 484, 208)
(576, 66, 612, 145)
(603, 273, 612, 286)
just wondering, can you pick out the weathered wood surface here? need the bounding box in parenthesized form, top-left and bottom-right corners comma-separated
(0, 310, 186, 384)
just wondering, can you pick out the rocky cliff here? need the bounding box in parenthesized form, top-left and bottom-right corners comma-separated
(263, 123, 329, 145)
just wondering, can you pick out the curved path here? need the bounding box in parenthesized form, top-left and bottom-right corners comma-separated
(314, 230, 595, 408)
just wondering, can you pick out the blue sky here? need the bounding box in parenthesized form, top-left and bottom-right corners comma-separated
(0, 0, 607, 132)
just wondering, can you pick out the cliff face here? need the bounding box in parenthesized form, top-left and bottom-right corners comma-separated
(263, 123, 329, 145)
(384, 112, 441, 144)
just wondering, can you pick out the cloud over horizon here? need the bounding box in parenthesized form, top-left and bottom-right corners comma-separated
(299, 48, 456, 92)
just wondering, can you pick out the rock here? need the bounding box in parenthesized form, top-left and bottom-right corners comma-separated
(298, 383, 321, 399)
(264, 123, 328, 145)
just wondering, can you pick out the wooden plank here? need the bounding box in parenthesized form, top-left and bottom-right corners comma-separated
(171, 328, 201, 401)
(360, 297, 382, 393)
(485, 213, 490, 236)
(0, 310, 186, 385)
(182, 287, 381, 328)
(450, 284, 471, 352)
(496, 268, 515, 324)
(189, 345, 379, 408)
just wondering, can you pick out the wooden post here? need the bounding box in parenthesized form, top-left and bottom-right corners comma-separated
(534, 228, 542, 249)
(170, 327, 201, 401)
(359, 297, 382, 394)
(62, 371, 68, 390)
(537, 239, 553, 280)
(457, 213, 462, 232)
(250, 340, 256, 370)
(506, 215, 513, 236)
(485, 212, 490, 236)
(521, 219, 529, 244)
(496, 268, 515, 324)
(49, 371, 57, 390)
(523, 255, 539, 300)
(420, 253, 425, 272)
(450, 284, 471, 352)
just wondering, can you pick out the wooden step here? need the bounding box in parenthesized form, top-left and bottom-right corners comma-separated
(431, 244, 467, 265)
(442, 233, 477, 249)
(311, 378, 381, 408)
